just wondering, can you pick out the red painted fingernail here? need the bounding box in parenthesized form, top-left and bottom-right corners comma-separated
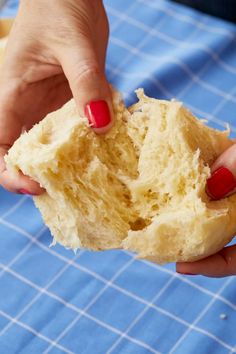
(206, 166, 236, 200)
(85, 100, 111, 128)
(19, 189, 34, 195)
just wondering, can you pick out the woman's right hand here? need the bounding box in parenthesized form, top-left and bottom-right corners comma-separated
(0, 0, 113, 195)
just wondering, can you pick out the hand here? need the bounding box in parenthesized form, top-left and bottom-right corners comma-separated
(177, 144, 236, 277)
(0, 0, 112, 195)
(176, 245, 236, 277)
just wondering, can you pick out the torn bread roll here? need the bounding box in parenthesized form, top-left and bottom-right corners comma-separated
(5, 89, 236, 263)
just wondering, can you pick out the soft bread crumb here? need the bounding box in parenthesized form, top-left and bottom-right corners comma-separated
(5, 89, 236, 264)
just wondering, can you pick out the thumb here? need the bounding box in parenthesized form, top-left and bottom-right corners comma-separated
(58, 41, 113, 134)
(206, 144, 236, 200)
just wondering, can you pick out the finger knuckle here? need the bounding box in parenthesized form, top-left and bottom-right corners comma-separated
(73, 62, 101, 84)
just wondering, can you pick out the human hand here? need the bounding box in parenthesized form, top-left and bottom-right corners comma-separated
(0, 0, 112, 195)
(177, 144, 236, 277)
(176, 245, 236, 277)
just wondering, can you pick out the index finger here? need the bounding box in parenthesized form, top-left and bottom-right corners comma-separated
(176, 245, 236, 277)
(0, 146, 44, 195)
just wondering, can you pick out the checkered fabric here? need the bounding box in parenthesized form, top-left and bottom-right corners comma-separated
(1, 0, 236, 353)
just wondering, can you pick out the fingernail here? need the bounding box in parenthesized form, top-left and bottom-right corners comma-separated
(206, 166, 236, 200)
(19, 189, 35, 196)
(85, 100, 111, 128)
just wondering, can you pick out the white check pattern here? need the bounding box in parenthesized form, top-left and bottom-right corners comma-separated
(1, 0, 236, 353)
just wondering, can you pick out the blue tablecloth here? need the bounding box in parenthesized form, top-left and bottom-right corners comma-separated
(1, 1, 236, 353)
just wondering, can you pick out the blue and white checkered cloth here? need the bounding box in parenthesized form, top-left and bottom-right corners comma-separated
(1, 0, 236, 353)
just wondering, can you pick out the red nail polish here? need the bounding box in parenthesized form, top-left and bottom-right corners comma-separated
(19, 189, 34, 195)
(177, 272, 196, 276)
(85, 100, 111, 128)
(206, 166, 236, 200)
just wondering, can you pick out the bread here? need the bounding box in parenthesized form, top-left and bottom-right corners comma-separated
(5, 89, 236, 263)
